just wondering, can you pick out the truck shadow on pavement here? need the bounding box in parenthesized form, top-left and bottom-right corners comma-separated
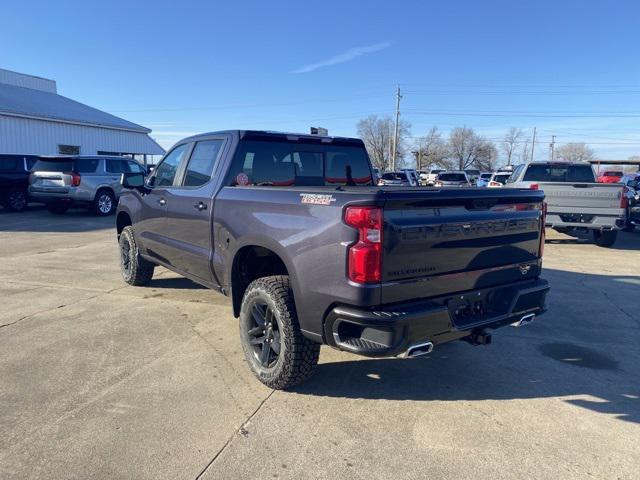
(294, 267, 640, 425)
(546, 229, 640, 251)
(0, 205, 114, 233)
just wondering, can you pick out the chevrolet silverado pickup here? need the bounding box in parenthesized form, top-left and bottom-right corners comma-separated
(508, 161, 627, 247)
(116, 130, 549, 389)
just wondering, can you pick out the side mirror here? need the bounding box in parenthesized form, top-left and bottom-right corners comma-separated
(121, 172, 148, 192)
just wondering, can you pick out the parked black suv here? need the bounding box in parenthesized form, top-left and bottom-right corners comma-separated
(0, 153, 40, 212)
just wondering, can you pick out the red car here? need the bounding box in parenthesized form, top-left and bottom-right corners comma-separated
(597, 171, 623, 183)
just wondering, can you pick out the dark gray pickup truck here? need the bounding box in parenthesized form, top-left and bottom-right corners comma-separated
(116, 130, 549, 389)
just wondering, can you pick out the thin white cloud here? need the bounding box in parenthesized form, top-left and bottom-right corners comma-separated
(292, 42, 391, 74)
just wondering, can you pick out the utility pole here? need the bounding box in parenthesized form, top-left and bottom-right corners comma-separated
(530, 127, 537, 162)
(391, 85, 402, 171)
(549, 135, 556, 161)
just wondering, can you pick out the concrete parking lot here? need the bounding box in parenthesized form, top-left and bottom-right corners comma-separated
(1, 207, 639, 480)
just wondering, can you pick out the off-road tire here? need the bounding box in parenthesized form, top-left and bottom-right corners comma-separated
(119, 226, 155, 285)
(593, 229, 618, 247)
(239, 275, 320, 389)
(5, 189, 28, 212)
(46, 203, 69, 214)
(94, 189, 116, 216)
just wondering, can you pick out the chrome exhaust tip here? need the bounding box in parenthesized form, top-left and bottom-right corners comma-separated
(403, 341, 434, 358)
(511, 313, 536, 327)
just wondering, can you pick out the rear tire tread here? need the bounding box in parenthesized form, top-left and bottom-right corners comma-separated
(593, 229, 618, 248)
(119, 226, 154, 285)
(240, 275, 320, 390)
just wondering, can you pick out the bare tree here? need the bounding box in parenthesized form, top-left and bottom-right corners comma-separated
(501, 127, 523, 166)
(412, 126, 450, 170)
(357, 115, 410, 171)
(555, 143, 596, 163)
(448, 127, 497, 170)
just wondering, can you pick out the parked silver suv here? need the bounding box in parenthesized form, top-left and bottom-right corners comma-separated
(29, 156, 146, 215)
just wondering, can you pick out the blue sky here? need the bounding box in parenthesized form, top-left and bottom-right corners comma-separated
(2, 0, 639, 161)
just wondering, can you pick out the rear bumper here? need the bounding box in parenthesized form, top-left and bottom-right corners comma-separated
(323, 278, 549, 357)
(28, 187, 92, 204)
(546, 211, 625, 230)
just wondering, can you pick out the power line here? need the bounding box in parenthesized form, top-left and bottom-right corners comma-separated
(403, 89, 640, 96)
(404, 110, 640, 118)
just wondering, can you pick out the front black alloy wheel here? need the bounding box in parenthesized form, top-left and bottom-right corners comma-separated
(240, 276, 320, 389)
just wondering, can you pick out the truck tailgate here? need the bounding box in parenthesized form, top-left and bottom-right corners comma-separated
(541, 182, 623, 213)
(381, 188, 544, 303)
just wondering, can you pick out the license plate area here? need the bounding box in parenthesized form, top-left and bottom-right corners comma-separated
(447, 287, 513, 328)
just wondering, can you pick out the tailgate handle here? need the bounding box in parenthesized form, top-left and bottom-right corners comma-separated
(573, 184, 589, 188)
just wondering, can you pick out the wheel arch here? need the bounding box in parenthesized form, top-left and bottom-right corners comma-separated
(116, 210, 132, 237)
(231, 245, 291, 318)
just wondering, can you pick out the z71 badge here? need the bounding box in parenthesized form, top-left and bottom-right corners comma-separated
(299, 193, 336, 206)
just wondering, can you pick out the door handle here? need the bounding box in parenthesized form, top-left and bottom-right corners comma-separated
(158, 198, 166, 206)
(194, 201, 207, 211)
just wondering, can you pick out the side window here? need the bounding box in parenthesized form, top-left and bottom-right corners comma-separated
(508, 164, 524, 182)
(127, 161, 145, 174)
(0, 156, 20, 171)
(182, 140, 224, 187)
(106, 159, 127, 174)
(74, 158, 100, 173)
(152, 144, 189, 187)
(26, 157, 38, 170)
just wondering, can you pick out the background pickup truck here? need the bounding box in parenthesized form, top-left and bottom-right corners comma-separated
(508, 161, 627, 247)
(116, 130, 549, 389)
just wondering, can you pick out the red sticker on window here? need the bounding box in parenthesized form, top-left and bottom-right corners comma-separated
(236, 173, 249, 186)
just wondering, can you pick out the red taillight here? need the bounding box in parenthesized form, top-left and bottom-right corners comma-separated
(540, 202, 547, 257)
(621, 188, 629, 208)
(65, 171, 81, 187)
(344, 206, 382, 283)
(529, 183, 539, 190)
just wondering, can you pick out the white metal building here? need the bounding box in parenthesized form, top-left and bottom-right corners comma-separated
(0, 68, 164, 161)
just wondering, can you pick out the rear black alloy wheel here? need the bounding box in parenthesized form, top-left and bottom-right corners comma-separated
(240, 276, 320, 389)
(6, 190, 28, 212)
(246, 300, 282, 368)
(119, 225, 155, 285)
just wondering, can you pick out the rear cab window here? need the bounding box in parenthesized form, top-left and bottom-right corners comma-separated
(227, 139, 373, 187)
(523, 163, 596, 183)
